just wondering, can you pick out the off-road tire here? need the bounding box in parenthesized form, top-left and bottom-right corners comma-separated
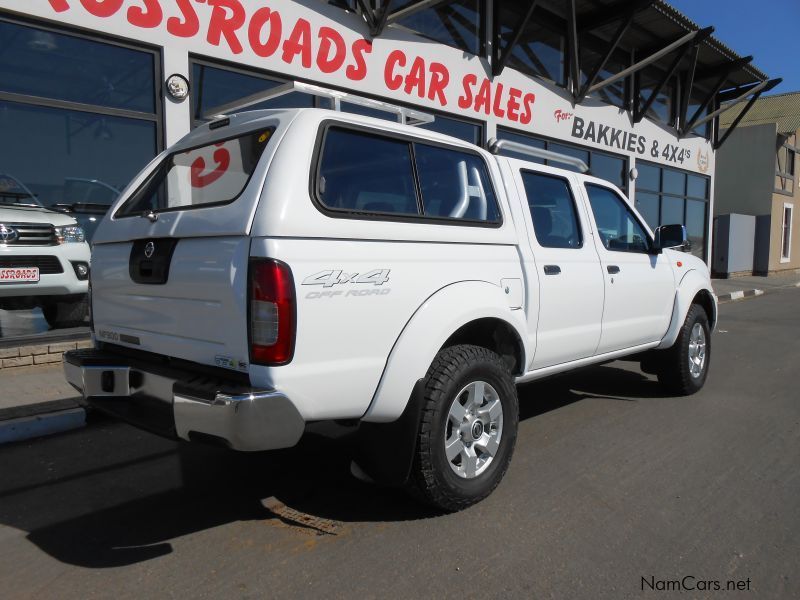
(408, 344, 518, 512)
(656, 304, 711, 395)
(42, 295, 89, 329)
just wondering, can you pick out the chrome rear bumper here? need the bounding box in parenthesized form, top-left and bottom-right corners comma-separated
(63, 348, 305, 451)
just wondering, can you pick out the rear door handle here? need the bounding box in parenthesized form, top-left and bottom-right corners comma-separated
(544, 265, 561, 275)
(607, 265, 620, 274)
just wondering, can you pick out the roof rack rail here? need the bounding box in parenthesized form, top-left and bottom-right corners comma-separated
(203, 81, 435, 126)
(487, 138, 590, 173)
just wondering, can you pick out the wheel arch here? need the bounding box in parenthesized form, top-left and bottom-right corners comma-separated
(362, 280, 528, 423)
(692, 288, 717, 330)
(440, 317, 525, 377)
(656, 269, 718, 350)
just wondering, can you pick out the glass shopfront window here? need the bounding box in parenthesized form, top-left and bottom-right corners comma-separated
(193, 60, 482, 145)
(635, 161, 710, 259)
(191, 61, 314, 124)
(580, 46, 627, 108)
(0, 20, 155, 113)
(0, 18, 160, 338)
(419, 115, 483, 146)
(637, 68, 673, 126)
(393, 0, 481, 57)
(686, 90, 712, 139)
(0, 20, 159, 220)
(497, 4, 565, 86)
(498, 128, 627, 191)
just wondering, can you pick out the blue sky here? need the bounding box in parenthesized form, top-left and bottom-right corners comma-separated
(668, 0, 800, 95)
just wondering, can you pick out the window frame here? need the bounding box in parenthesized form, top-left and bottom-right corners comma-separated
(309, 120, 503, 228)
(781, 202, 793, 263)
(584, 181, 655, 254)
(0, 14, 164, 151)
(190, 56, 326, 127)
(635, 159, 710, 259)
(519, 169, 584, 250)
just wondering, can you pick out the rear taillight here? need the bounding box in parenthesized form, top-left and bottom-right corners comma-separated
(249, 259, 295, 365)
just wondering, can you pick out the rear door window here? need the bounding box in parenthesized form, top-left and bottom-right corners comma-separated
(520, 171, 583, 249)
(117, 128, 274, 217)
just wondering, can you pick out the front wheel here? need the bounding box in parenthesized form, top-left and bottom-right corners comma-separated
(408, 344, 518, 512)
(656, 304, 711, 395)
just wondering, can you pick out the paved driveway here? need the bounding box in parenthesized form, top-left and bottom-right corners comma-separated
(0, 288, 797, 599)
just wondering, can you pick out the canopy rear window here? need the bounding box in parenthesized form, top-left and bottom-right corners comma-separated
(116, 128, 274, 217)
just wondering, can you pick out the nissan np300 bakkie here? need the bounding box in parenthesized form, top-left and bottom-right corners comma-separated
(65, 106, 716, 511)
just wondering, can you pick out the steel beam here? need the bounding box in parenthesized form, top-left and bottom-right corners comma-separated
(386, 0, 450, 25)
(678, 43, 700, 130)
(576, 3, 642, 103)
(693, 55, 753, 81)
(717, 80, 767, 103)
(682, 68, 730, 135)
(371, 0, 394, 36)
(492, 0, 539, 77)
(634, 44, 686, 122)
(694, 78, 781, 138)
(577, 0, 654, 33)
(354, 0, 377, 32)
(585, 27, 713, 97)
(634, 28, 711, 123)
(566, 0, 580, 99)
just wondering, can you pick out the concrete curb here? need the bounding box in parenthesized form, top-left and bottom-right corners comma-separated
(0, 406, 85, 445)
(716, 289, 765, 303)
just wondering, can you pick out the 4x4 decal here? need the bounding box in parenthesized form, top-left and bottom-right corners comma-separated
(302, 269, 390, 288)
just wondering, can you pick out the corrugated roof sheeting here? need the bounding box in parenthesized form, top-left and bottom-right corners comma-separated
(720, 92, 800, 134)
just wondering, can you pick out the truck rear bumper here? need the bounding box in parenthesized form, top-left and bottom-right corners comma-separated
(63, 348, 305, 451)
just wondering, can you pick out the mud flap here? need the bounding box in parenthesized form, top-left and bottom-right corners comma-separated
(354, 379, 426, 486)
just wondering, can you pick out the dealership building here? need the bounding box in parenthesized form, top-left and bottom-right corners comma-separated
(0, 0, 778, 260)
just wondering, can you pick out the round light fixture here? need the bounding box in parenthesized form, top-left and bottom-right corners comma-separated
(166, 74, 190, 101)
(629, 167, 639, 181)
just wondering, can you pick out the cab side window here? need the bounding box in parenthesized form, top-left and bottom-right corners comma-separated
(585, 184, 650, 253)
(316, 125, 501, 225)
(416, 144, 500, 223)
(317, 127, 420, 216)
(520, 171, 583, 249)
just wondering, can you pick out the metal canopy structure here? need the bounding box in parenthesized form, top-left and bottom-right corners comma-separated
(350, 0, 778, 148)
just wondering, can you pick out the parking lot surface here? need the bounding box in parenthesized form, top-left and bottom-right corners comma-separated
(0, 289, 797, 599)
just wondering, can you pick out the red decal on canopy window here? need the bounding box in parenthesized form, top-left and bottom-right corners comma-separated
(190, 148, 231, 188)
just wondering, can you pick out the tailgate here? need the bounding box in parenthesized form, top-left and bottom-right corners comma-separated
(91, 236, 252, 372)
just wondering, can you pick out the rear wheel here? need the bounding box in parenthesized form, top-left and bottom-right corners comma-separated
(656, 304, 711, 395)
(408, 344, 518, 512)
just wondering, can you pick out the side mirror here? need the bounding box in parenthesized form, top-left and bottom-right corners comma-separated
(654, 224, 690, 252)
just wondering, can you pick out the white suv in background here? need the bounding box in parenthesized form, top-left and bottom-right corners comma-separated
(0, 175, 90, 329)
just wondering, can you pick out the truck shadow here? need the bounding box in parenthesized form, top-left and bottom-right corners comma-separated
(0, 363, 670, 568)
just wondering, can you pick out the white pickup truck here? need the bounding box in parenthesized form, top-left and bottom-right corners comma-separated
(64, 107, 715, 511)
(1, 175, 90, 328)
